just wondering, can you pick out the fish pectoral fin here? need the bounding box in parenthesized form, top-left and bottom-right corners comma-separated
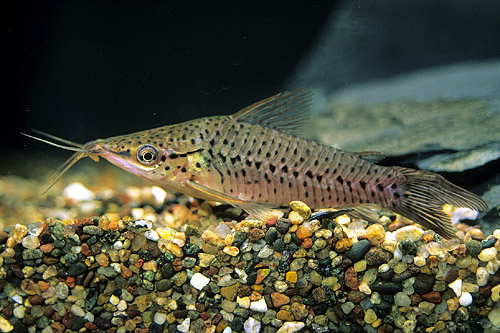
(231, 89, 312, 135)
(185, 180, 283, 221)
(355, 151, 386, 163)
(186, 180, 247, 204)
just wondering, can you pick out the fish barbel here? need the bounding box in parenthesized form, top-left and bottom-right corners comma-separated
(24, 89, 488, 238)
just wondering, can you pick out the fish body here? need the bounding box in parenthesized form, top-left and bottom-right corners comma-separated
(27, 89, 488, 239)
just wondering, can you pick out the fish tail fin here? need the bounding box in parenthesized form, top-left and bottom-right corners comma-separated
(390, 167, 488, 239)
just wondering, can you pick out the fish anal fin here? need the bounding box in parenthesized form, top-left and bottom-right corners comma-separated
(232, 89, 312, 135)
(186, 180, 283, 221)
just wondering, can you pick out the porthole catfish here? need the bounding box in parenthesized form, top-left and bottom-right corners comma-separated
(24, 89, 488, 238)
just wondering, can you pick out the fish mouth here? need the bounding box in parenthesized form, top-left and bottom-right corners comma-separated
(84, 140, 152, 175)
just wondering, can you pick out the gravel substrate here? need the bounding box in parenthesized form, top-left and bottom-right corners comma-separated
(0, 181, 499, 333)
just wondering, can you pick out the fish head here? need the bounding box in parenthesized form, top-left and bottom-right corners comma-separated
(23, 120, 211, 194)
(83, 125, 207, 186)
(83, 131, 170, 180)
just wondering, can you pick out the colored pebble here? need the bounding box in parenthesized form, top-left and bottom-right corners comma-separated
(366, 224, 386, 246)
(289, 201, 312, 219)
(0, 193, 497, 333)
(478, 247, 497, 261)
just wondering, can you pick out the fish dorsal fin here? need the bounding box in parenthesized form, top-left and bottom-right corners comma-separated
(232, 88, 312, 134)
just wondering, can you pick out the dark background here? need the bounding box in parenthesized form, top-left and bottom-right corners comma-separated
(7, 1, 335, 151)
(6, 0, 500, 154)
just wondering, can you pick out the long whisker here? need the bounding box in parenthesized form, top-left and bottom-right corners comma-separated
(48, 152, 85, 179)
(31, 129, 84, 149)
(43, 151, 87, 195)
(21, 133, 85, 152)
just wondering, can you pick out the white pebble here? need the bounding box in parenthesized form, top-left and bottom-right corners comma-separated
(190, 273, 210, 290)
(11, 295, 22, 304)
(222, 327, 232, 333)
(151, 186, 167, 203)
(378, 264, 391, 273)
(84, 312, 94, 322)
(133, 219, 152, 229)
(154, 312, 167, 325)
(22, 235, 40, 250)
(110, 263, 122, 273)
(144, 230, 159, 241)
(116, 300, 127, 311)
(113, 241, 123, 250)
(476, 267, 490, 287)
(249, 298, 268, 312)
(71, 304, 86, 317)
(13, 305, 26, 319)
(393, 226, 424, 242)
(394, 292, 411, 307)
(459, 292, 473, 306)
(276, 321, 306, 333)
(63, 182, 95, 202)
(449, 279, 462, 297)
(109, 295, 120, 305)
(244, 317, 261, 333)
(451, 208, 478, 225)
(177, 317, 190, 333)
(486, 258, 499, 274)
(257, 245, 274, 258)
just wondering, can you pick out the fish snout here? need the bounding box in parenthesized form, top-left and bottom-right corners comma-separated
(82, 140, 111, 161)
(83, 140, 107, 153)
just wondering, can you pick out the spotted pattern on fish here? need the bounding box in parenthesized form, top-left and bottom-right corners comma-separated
(27, 89, 488, 239)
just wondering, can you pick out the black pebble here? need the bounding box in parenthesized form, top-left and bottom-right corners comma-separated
(346, 239, 371, 262)
(371, 281, 403, 294)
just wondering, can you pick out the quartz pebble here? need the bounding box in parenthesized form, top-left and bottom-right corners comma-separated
(276, 321, 305, 333)
(449, 279, 462, 297)
(190, 273, 210, 290)
(478, 247, 497, 261)
(177, 317, 190, 333)
(476, 267, 490, 286)
(244, 317, 261, 333)
(250, 298, 268, 312)
(1, 192, 498, 333)
(393, 226, 424, 242)
(459, 292, 473, 306)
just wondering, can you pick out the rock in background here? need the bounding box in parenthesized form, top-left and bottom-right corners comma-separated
(285, 1, 500, 235)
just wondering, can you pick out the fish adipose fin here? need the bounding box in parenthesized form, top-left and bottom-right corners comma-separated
(355, 151, 386, 163)
(391, 167, 488, 239)
(186, 180, 283, 221)
(232, 88, 312, 135)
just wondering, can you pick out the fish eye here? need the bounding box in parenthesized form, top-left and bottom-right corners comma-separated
(137, 145, 158, 165)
